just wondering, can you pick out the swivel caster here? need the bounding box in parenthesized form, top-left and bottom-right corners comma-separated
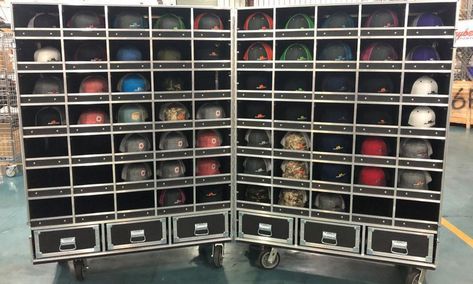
(72, 259, 88, 281)
(5, 165, 17, 177)
(406, 267, 427, 284)
(257, 247, 280, 270)
(211, 243, 224, 268)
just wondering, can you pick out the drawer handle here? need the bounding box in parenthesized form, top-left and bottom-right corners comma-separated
(257, 223, 272, 237)
(59, 237, 77, 252)
(321, 231, 338, 246)
(391, 240, 409, 255)
(130, 229, 146, 243)
(194, 223, 209, 236)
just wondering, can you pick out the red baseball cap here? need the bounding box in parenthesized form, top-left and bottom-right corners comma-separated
(79, 75, 108, 93)
(78, 109, 109, 124)
(361, 137, 388, 156)
(196, 158, 221, 176)
(358, 167, 386, 186)
(196, 129, 222, 148)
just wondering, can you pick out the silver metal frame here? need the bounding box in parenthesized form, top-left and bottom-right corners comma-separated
(105, 218, 167, 250)
(238, 212, 294, 245)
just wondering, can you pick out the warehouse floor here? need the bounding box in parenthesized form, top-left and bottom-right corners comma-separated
(0, 126, 472, 284)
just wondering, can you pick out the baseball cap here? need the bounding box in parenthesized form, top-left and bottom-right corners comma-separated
(197, 129, 222, 148)
(78, 109, 109, 124)
(281, 160, 309, 180)
(282, 75, 311, 91)
(280, 43, 313, 61)
(34, 46, 61, 62)
(365, 8, 399, 27)
(195, 43, 222, 60)
(196, 158, 221, 176)
(121, 163, 152, 181)
(361, 42, 399, 61)
(319, 163, 351, 183)
(243, 42, 273, 61)
(119, 133, 151, 152)
(319, 42, 353, 61)
(194, 13, 223, 30)
(67, 11, 104, 28)
(156, 47, 182, 61)
(158, 102, 190, 121)
(281, 132, 310, 151)
(243, 157, 271, 176)
(411, 12, 444, 27)
(243, 12, 273, 30)
(358, 166, 386, 186)
(285, 13, 314, 29)
(117, 73, 150, 92)
(358, 107, 394, 125)
(314, 193, 346, 212)
(316, 134, 352, 153)
(400, 138, 433, 159)
(198, 187, 223, 203)
(322, 12, 355, 28)
(117, 104, 149, 123)
(245, 185, 270, 203)
(321, 74, 355, 92)
(116, 46, 143, 61)
(361, 137, 388, 156)
(318, 105, 353, 123)
(156, 160, 186, 178)
(406, 45, 440, 61)
(28, 13, 59, 28)
(159, 131, 189, 150)
(280, 104, 310, 121)
(244, 103, 270, 119)
(411, 76, 438, 95)
(244, 73, 271, 90)
(159, 189, 186, 207)
(154, 13, 186, 29)
(35, 107, 64, 126)
(33, 76, 64, 94)
(245, 129, 271, 148)
(278, 189, 307, 207)
(359, 74, 394, 93)
(160, 76, 184, 91)
(408, 106, 436, 128)
(74, 43, 106, 61)
(398, 169, 432, 190)
(196, 103, 226, 120)
(79, 75, 108, 93)
(113, 12, 147, 29)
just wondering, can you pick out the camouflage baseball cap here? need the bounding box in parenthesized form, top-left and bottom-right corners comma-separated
(281, 132, 310, 151)
(159, 102, 190, 121)
(119, 133, 151, 153)
(278, 189, 307, 207)
(121, 163, 152, 181)
(245, 185, 270, 203)
(281, 160, 309, 180)
(156, 160, 186, 179)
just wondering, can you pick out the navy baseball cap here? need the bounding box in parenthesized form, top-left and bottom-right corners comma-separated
(319, 163, 351, 183)
(319, 41, 353, 61)
(315, 134, 352, 153)
(321, 74, 355, 92)
(282, 75, 311, 91)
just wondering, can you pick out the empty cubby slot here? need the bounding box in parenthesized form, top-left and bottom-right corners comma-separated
(196, 184, 230, 203)
(317, 5, 359, 29)
(238, 71, 272, 91)
(195, 9, 230, 30)
(115, 132, 154, 152)
(316, 39, 357, 61)
(72, 165, 113, 185)
(64, 40, 107, 62)
(107, 6, 149, 29)
(66, 72, 109, 94)
(237, 41, 273, 61)
(29, 198, 72, 219)
(276, 6, 315, 30)
(395, 200, 439, 222)
(18, 73, 64, 95)
(156, 158, 193, 178)
(75, 194, 114, 214)
(355, 135, 397, 157)
(16, 39, 62, 62)
(109, 40, 150, 61)
(153, 40, 191, 61)
(275, 40, 314, 61)
(313, 162, 352, 184)
(237, 8, 273, 30)
(71, 135, 112, 156)
(273, 159, 311, 180)
(274, 102, 312, 122)
(361, 4, 406, 27)
(315, 72, 356, 92)
(237, 100, 271, 120)
(13, 4, 60, 28)
(115, 163, 154, 182)
(314, 103, 354, 123)
(353, 196, 393, 217)
(359, 39, 403, 61)
(155, 101, 191, 121)
(24, 137, 68, 158)
(237, 183, 271, 204)
(111, 72, 151, 93)
(312, 192, 350, 213)
(354, 166, 395, 187)
(154, 71, 192, 91)
(195, 71, 231, 90)
(405, 39, 454, 61)
(26, 167, 70, 189)
(403, 73, 451, 95)
(157, 187, 193, 207)
(194, 41, 230, 61)
(313, 133, 353, 154)
(275, 72, 312, 91)
(273, 187, 309, 208)
(112, 103, 151, 124)
(358, 72, 401, 94)
(356, 104, 399, 126)
(68, 104, 110, 125)
(196, 156, 231, 176)
(151, 7, 191, 29)
(21, 105, 65, 127)
(401, 106, 447, 128)
(195, 100, 230, 120)
(274, 130, 311, 151)
(117, 190, 155, 211)
(408, 3, 456, 27)
(62, 5, 105, 28)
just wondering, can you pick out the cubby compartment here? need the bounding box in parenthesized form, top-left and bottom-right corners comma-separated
(154, 71, 192, 91)
(398, 138, 445, 161)
(361, 4, 406, 28)
(24, 137, 68, 158)
(117, 190, 155, 211)
(110, 40, 151, 61)
(152, 7, 191, 30)
(196, 184, 230, 204)
(26, 167, 70, 189)
(13, 4, 60, 29)
(196, 156, 231, 176)
(68, 104, 110, 125)
(356, 104, 399, 126)
(313, 134, 353, 154)
(401, 106, 447, 128)
(195, 71, 231, 90)
(237, 128, 272, 149)
(237, 156, 272, 176)
(276, 6, 315, 30)
(155, 131, 192, 150)
(16, 39, 62, 62)
(275, 40, 314, 61)
(72, 165, 113, 185)
(155, 101, 192, 122)
(75, 194, 115, 214)
(313, 162, 352, 184)
(154, 40, 191, 61)
(354, 166, 395, 188)
(237, 100, 271, 120)
(359, 39, 403, 61)
(403, 73, 451, 96)
(273, 187, 309, 209)
(317, 5, 359, 29)
(237, 41, 273, 61)
(316, 39, 357, 61)
(107, 6, 149, 29)
(111, 72, 151, 93)
(238, 71, 272, 91)
(273, 159, 310, 180)
(311, 192, 350, 213)
(29, 198, 72, 219)
(157, 186, 193, 208)
(62, 5, 105, 29)
(397, 169, 441, 191)
(21, 105, 65, 127)
(237, 8, 273, 31)
(314, 103, 354, 124)
(315, 72, 356, 93)
(64, 40, 107, 62)
(395, 200, 440, 222)
(237, 183, 271, 204)
(274, 72, 312, 92)
(353, 196, 393, 218)
(358, 72, 401, 94)
(355, 135, 397, 157)
(157, 158, 193, 179)
(195, 100, 230, 120)
(194, 9, 230, 30)
(70, 135, 111, 156)
(67, 72, 109, 94)
(405, 39, 454, 61)
(18, 73, 64, 95)
(274, 130, 311, 151)
(274, 102, 312, 122)
(194, 41, 230, 61)
(408, 3, 456, 27)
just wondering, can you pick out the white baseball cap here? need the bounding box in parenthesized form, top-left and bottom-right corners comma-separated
(34, 46, 61, 62)
(411, 76, 438, 95)
(408, 106, 436, 128)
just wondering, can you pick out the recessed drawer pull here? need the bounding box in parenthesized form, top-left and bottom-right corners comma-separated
(257, 223, 272, 237)
(321, 231, 338, 246)
(194, 223, 209, 236)
(391, 240, 408, 255)
(130, 229, 146, 243)
(59, 237, 77, 252)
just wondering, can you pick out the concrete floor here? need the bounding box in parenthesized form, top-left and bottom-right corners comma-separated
(0, 126, 472, 284)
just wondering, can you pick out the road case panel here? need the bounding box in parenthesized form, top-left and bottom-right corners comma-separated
(173, 212, 229, 243)
(107, 219, 167, 250)
(300, 220, 361, 253)
(238, 212, 294, 245)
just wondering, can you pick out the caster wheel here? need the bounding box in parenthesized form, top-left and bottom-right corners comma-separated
(212, 245, 224, 268)
(406, 268, 426, 284)
(5, 166, 17, 177)
(258, 249, 280, 270)
(73, 259, 85, 281)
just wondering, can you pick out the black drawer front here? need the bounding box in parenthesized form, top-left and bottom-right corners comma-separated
(317, 29, 357, 37)
(301, 220, 360, 252)
(361, 29, 403, 36)
(64, 30, 106, 37)
(66, 63, 107, 70)
(367, 228, 434, 262)
(15, 30, 60, 37)
(240, 213, 293, 243)
(153, 31, 191, 38)
(109, 220, 165, 249)
(21, 96, 65, 104)
(174, 213, 228, 242)
(34, 226, 99, 257)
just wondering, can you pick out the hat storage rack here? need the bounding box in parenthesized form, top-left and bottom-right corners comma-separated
(12, 1, 457, 283)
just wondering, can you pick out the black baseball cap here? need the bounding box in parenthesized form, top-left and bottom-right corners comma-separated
(245, 129, 271, 148)
(317, 104, 353, 123)
(280, 103, 310, 121)
(121, 163, 153, 181)
(74, 42, 106, 61)
(244, 73, 271, 90)
(315, 134, 352, 153)
(319, 163, 351, 183)
(244, 103, 270, 119)
(282, 75, 312, 91)
(198, 187, 223, 203)
(245, 185, 270, 203)
(195, 43, 222, 60)
(243, 157, 271, 176)
(321, 74, 355, 92)
(358, 107, 394, 125)
(359, 74, 394, 93)
(35, 107, 64, 126)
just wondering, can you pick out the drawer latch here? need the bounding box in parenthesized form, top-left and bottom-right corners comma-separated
(59, 237, 77, 252)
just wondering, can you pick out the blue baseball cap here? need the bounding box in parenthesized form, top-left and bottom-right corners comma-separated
(116, 46, 143, 61)
(406, 45, 440, 61)
(319, 163, 351, 183)
(117, 73, 150, 92)
(316, 134, 352, 153)
(411, 13, 444, 27)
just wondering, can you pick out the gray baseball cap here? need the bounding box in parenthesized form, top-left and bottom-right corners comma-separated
(159, 131, 189, 150)
(398, 169, 432, 190)
(400, 138, 433, 159)
(121, 163, 152, 181)
(119, 133, 151, 153)
(157, 160, 186, 179)
(243, 157, 271, 176)
(245, 129, 271, 147)
(196, 103, 226, 120)
(314, 193, 346, 212)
